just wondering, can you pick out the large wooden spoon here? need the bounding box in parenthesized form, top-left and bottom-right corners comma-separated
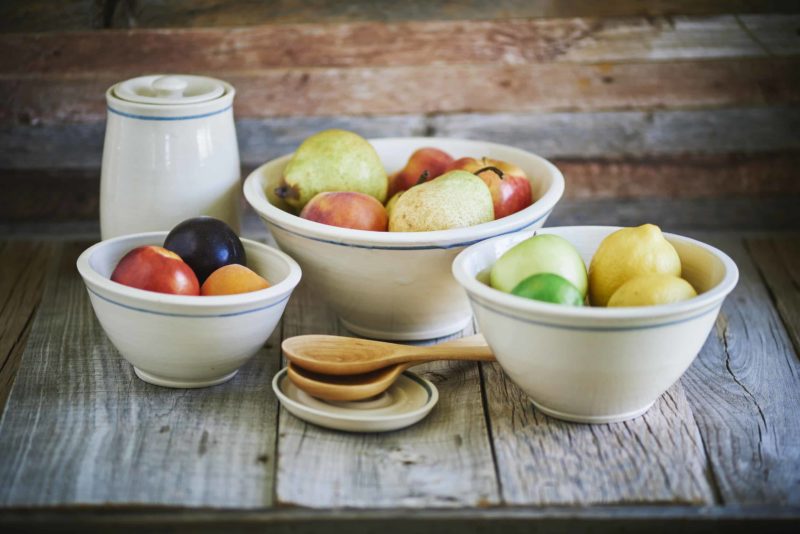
(284, 335, 494, 402)
(282, 334, 493, 375)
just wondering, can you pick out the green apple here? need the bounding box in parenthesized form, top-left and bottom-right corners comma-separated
(490, 234, 588, 297)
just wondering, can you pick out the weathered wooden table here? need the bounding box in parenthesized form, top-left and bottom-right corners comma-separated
(0, 226, 798, 532)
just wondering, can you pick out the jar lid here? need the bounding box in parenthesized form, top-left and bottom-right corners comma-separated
(113, 74, 226, 105)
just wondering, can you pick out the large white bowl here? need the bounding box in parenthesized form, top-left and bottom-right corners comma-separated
(243, 137, 564, 340)
(76, 232, 302, 388)
(452, 226, 739, 423)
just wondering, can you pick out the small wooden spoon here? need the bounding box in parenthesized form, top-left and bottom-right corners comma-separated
(285, 335, 494, 402)
(282, 334, 493, 375)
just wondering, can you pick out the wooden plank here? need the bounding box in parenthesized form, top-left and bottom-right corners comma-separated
(0, 242, 280, 507)
(3, 153, 800, 226)
(2, 505, 800, 533)
(548, 196, 800, 231)
(740, 14, 800, 56)
(3, 58, 799, 123)
(2, 195, 799, 240)
(745, 237, 800, 355)
(3, 108, 799, 170)
(102, 0, 800, 29)
(0, 0, 101, 33)
(0, 240, 54, 411)
(481, 365, 715, 505)
(275, 281, 500, 507)
(4, 15, 799, 75)
(680, 235, 800, 505)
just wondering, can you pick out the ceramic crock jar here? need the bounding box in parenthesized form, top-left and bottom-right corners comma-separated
(100, 74, 240, 239)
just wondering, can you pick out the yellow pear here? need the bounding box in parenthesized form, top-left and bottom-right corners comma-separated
(588, 224, 681, 306)
(389, 171, 494, 232)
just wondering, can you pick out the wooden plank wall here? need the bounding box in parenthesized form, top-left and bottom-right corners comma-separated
(0, 1, 799, 234)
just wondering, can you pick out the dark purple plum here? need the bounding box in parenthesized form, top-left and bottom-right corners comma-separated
(163, 217, 245, 284)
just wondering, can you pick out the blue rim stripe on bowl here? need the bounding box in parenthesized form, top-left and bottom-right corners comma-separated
(107, 105, 232, 121)
(266, 210, 552, 251)
(469, 296, 718, 332)
(86, 287, 291, 318)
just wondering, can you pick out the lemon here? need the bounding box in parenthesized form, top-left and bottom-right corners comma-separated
(511, 273, 584, 306)
(607, 274, 697, 307)
(588, 224, 681, 306)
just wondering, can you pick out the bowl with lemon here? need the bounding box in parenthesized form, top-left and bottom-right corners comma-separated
(452, 224, 738, 423)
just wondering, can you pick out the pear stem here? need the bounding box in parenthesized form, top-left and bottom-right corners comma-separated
(274, 184, 296, 199)
(475, 166, 505, 180)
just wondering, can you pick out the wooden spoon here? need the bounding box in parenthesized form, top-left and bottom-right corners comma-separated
(282, 334, 493, 375)
(284, 335, 494, 402)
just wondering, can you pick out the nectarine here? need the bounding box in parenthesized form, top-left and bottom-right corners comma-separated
(111, 246, 200, 295)
(300, 192, 388, 231)
(388, 148, 454, 198)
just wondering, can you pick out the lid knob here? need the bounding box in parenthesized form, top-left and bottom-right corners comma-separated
(152, 75, 188, 98)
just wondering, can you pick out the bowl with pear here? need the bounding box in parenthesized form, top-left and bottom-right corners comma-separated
(451, 225, 739, 423)
(243, 130, 564, 340)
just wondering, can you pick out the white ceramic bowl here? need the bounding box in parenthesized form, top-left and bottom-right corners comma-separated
(243, 137, 564, 340)
(452, 226, 739, 423)
(76, 232, 302, 388)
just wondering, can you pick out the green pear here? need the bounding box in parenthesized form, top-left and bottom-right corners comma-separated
(490, 234, 588, 297)
(276, 129, 388, 210)
(389, 171, 494, 232)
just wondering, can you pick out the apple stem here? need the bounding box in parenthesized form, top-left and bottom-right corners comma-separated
(475, 166, 505, 179)
(416, 170, 430, 185)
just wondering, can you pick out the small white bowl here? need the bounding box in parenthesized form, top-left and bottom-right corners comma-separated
(452, 226, 738, 423)
(76, 232, 302, 388)
(243, 137, 564, 340)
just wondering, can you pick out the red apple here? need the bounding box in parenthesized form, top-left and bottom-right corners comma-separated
(111, 246, 200, 295)
(449, 157, 532, 219)
(387, 147, 454, 198)
(300, 191, 388, 231)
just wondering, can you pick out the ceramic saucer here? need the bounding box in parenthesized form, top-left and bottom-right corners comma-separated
(272, 367, 438, 432)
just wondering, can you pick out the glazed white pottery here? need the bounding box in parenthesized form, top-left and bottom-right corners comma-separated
(452, 226, 739, 424)
(273, 368, 438, 432)
(76, 232, 302, 388)
(243, 138, 564, 340)
(100, 75, 241, 239)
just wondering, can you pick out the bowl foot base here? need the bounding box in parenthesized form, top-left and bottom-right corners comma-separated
(133, 367, 239, 389)
(339, 315, 473, 341)
(531, 399, 655, 424)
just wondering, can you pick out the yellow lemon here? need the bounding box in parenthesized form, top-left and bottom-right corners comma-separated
(607, 274, 697, 307)
(588, 224, 681, 306)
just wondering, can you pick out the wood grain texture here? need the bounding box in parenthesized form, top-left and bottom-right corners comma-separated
(4, 15, 799, 75)
(481, 362, 715, 505)
(680, 236, 800, 505)
(0, 242, 280, 507)
(3, 109, 799, 170)
(2, 506, 800, 534)
(275, 282, 500, 508)
(4, 58, 799, 124)
(0, 240, 54, 411)
(745, 237, 800, 355)
(101, 1, 800, 29)
(548, 196, 800, 231)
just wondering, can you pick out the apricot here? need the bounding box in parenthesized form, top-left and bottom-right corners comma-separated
(300, 191, 388, 231)
(201, 264, 270, 296)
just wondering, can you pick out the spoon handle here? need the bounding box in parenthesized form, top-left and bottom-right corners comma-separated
(394, 338, 495, 363)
